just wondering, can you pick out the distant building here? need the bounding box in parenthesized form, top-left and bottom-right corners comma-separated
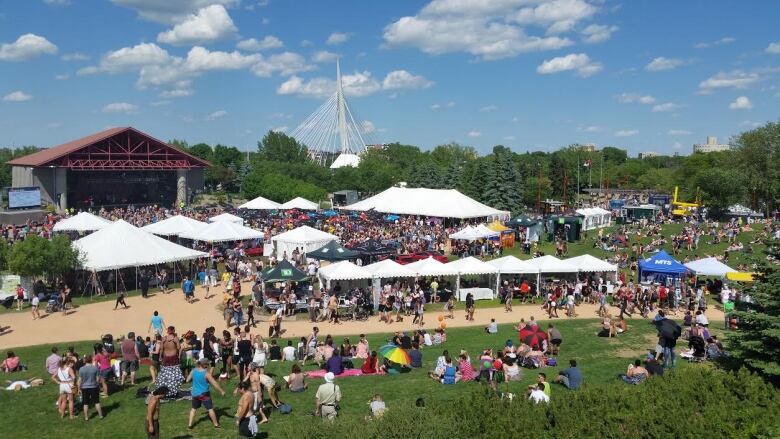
(638, 151, 659, 159)
(693, 136, 730, 153)
(581, 143, 597, 152)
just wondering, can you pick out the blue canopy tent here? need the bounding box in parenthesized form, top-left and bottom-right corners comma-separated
(638, 250, 689, 284)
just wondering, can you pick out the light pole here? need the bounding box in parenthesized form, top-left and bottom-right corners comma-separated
(48, 165, 57, 212)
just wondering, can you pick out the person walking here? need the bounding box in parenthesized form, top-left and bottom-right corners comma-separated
(31, 294, 40, 320)
(120, 332, 140, 386)
(315, 372, 341, 421)
(148, 311, 165, 336)
(465, 292, 475, 321)
(186, 358, 225, 430)
(182, 276, 195, 303)
(146, 386, 168, 438)
(15, 284, 25, 311)
(79, 355, 103, 421)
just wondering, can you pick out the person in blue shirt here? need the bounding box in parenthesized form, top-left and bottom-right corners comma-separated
(186, 358, 225, 430)
(554, 359, 582, 390)
(326, 350, 344, 375)
(148, 311, 165, 336)
(409, 343, 423, 368)
(182, 276, 195, 303)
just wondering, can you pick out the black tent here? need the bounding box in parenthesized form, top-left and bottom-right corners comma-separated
(308, 240, 360, 261)
(262, 260, 309, 283)
(508, 215, 539, 228)
(350, 239, 396, 257)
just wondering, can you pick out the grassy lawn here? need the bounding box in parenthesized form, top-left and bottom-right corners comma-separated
(0, 317, 725, 439)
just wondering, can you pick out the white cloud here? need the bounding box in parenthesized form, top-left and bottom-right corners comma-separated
(157, 5, 236, 45)
(616, 92, 656, 104)
(271, 126, 288, 133)
(251, 51, 315, 77)
(185, 46, 261, 71)
(429, 101, 455, 110)
(580, 125, 602, 132)
(581, 24, 618, 43)
(326, 32, 351, 45)
(311, 50, 338, 63)
(467, 130, 481, 138)
(667, 129, 692, 135)
(382, 0, 588, 60)
(110, 0, 238, 24)
(652, 102, 681, 112)
(236, 36, 283, 51)
(206, 109, 227, 120)
(0, 33, 58, 61)
(103, 102, 138, 113)
(360, 120, 376, 134)
(694, 36, 735, 49)
(3, 90, 32, 102)
(79, 42, 171, 75)
(536, 53, 602, 77)
(61, 52, 89, 61)
(382, 70, 434, 90)
(480, 105, 498, 112)
(150, 100, 171, 106)
(55, 74, 70, 80)
(766, 42, 780, 54)
(698, 70, 760, 93)
(300, 40, 313, 47)
(729, 96, 753, 110)
(160, 89, 193, 98)
(614, 129, 638, 137)
(645, 57, 683, 72)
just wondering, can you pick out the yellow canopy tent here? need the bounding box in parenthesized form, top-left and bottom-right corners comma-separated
(726, 272, 755, 282)
(488, 221, 510, 232)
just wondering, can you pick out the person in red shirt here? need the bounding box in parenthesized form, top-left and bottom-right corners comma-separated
(15, 284, 25, 311)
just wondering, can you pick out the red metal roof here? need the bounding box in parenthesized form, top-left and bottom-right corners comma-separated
(7, 126, 211, 168)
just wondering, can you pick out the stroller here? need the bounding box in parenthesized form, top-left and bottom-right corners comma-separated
(45, 294, 62, 313)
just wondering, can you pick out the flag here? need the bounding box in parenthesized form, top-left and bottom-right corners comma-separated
(583, 159, 592, 168)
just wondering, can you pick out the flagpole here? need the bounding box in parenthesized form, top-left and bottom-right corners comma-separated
(577, 150, 581, 207)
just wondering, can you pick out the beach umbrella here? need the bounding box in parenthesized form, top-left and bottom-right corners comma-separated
(518, 325, 547, 350)
(323, 210, 338, 217)
(378, 344, 411, 365)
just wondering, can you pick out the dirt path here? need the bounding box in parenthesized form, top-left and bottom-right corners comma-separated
(0, 284, 725, 349)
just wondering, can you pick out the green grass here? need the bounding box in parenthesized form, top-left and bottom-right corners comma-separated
(0, 317, 725, 438)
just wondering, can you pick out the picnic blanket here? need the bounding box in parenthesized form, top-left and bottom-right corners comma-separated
(305, 368, 385, 378)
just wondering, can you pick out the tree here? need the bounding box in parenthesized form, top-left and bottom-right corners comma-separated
(483, 149, 523, 212)
(694, 168, 745, 213)
(187, 143, 213, 161)
(212, 144, 244, 169)
(8, 235, 80, 279)
(242, 171, 326, 203)
(430, 142, 478, 167)
(732, 121, 780, 214)
(601, 146, 628, 164)
(728, 240, 780, 384)
(257, 131, 309, 163)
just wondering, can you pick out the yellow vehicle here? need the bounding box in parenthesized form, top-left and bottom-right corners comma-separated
(672, 186, 701, 217)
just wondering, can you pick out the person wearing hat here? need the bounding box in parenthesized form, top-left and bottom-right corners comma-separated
(315, 372, 341, 420)
(186, 357, 225, 430)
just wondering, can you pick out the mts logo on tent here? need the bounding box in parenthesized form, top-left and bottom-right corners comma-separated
(655, 260, 672, 265)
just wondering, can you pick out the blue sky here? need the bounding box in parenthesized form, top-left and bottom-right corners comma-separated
(1, 0, 778, 156)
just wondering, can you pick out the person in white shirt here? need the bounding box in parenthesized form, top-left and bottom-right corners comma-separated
(695, 311, 709, 327)
(529, 383, 550, 403)
(423, 331, 433, 346)
(485, 318, 498, 334)
(282, 340, 296, 362)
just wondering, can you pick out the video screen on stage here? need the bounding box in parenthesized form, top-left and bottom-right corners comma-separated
(8, 187, 42, 209)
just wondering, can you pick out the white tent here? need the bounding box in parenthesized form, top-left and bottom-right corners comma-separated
(449, 225, 481, 241)
(475, 224, 500, 238)
(685, 257, 737, 277)
(53, 212, 111, 232)
(566, 254, 619, 273)
(73, 220, 208, 271)
(239, 195, 280, 210)
(487, 256, 539, 274)
(179, 220, 263, 243)
(524, 255, 579, 273)
(318, 261, 372, 283)
(271, 225, 338, 258)
(208, 212, 244, 224)
(330, 153, 361, 169)
(279, 197, 319, 210)
(576, 207, 612, 231)
(342, 187, 509, 219)
(446, 256, 499, 275)
(141, 215, 207, 236)
(406, 257, 458, 277)
(362, 259, 416, 278)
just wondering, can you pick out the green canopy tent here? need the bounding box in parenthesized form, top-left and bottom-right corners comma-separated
(261, 259, 309, 283)
(307, 240, 360, 261)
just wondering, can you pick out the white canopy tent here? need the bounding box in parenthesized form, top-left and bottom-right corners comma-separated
(576, 207, 612, 231)
(446, 256, 499, 300)
(475, 224, 500, 238)
(405, 257, 459, 277)
(141, 215, 207, 237)
(73, 220, 208, 272)
(279, 197, 319, 210)
(685, 257, 737, 277)
(271, 225, 338, 259)
(362, 259, 416, 279)
(342, 187, 509, 219)
(53, 212, 111, 233)
(179, 220, 263, 243)
(330, 153, 361, 169)
(208, 212, 244, 225)
(487, 256, 539, 274)
(239, 195, 280, 210)
(565, 254, 619, 274)
(318, 261, 372, 290)
(449, 225, 481, 241)
(525, 255, 579, 294)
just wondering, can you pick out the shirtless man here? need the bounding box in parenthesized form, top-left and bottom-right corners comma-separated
(258, 371, 281, 408)
(146, 386, 168, 439)
(161, 327, 181, 367)
(241, 365, 269, 424)
(235, 381, 259, 438)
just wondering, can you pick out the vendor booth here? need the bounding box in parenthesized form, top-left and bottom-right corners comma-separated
(545, 215, 582, 243)
(362, 259, 416, 311)
(261, 260, 310, 312)
(208, 212, 244, 225)
(446, 256, 499, 301)
(271, 225, 338, 259)
(239, 195, 280, 210)
(508, 215, 543, 244)
(684, 257, 737, 277)
(488, 221, 515, 248)
(575, 207, 612, 231)
(179, 220, 263, 243)
(486, 256, 538, 294)
(524, 255, 578, 294)
(53, 211, 111, 233)
(624, 204, 660, 222)
(279, 197, 319, 210)
(565, 254, 619, 278)
(308, 240, 359, 262)
(638, 250, 688, 285)
(317, 261, 372, 290)
(141, 215, 207, 237)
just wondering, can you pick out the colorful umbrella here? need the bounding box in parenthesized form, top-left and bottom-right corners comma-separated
(518, 325, 547, 350)
(378, 344, 411, 365)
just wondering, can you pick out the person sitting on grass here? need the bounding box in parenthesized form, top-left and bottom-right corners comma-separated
(528, 382, 550, 404)
(457, 354, 476, 382)
(615, 317, 628, 335)
(554, 359, 582, 390)
(1, 351, 21, 373)
(361, 351, 379, 375)
(325, 348, 344, 375)
(439, 356, 458, 384)
(619, 359, 648, 384)
(368, 393, 387, 418)
(409, 343, 423, 368)
(286, 364, 307, 392)
(485, 318, 498, 334)
(503, 356, 522, 382)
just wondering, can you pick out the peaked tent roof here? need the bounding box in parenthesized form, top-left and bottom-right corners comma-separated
(362, 259, 416, 278)
(261, 260, 309, 283)
(271, 225, 338, 244)
(319, 261, 372, 281)
(524, 255, 578, 273)
(279, 197, 319, 210)
(486, 256, 539, 274)
(208, 212, 244, 224)
(684, 257, 736, 277)
(449, 225, 481, 241)
(73, 219, 208, 271)
(638, 250, 689, 275)
(179, 220, 263, 243)
(141, 215, 207, 236)
(341, 187, 509, 219)
(330, 153, 361, 169)
(308, 240, 360, 261)
(239, 195, 281, 210)
(406, 257, 458, 276)
(446, 256, 499, 275)
(565, 254, 618, 273)
(475, 224, 500, 238)
(350, 239, 396, 256)
(52, 211, 112, 232)
(7, 126, 210, 168)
